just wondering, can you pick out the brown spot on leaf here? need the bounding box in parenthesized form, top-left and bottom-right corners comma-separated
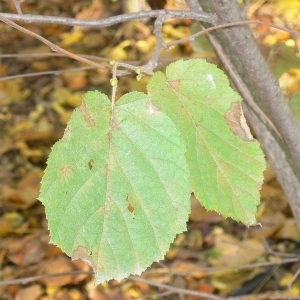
(60, 166, 71, 179)
(167, 80, 180, 91)
(79, 102, 95, 127)
(72, 246, 96, 271)
(88, 159, 94, 170)
(126, 196, 134, 213)
(225, 102, 253, 142)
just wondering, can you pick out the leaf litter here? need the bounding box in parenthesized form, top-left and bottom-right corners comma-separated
(0, 0, 300, 299)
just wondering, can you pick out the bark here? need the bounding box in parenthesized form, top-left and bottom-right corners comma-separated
(186, 0, 300, 228)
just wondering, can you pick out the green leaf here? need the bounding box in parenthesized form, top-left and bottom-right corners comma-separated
(39, 91, 190, 284)
(148, 59, 266, 225)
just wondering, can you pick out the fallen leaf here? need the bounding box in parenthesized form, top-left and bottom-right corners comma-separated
(275, 218, 300, 241)
(15, 284, 43, 300)
(3, 169, 42, 209)
(189, 194, 224, 223)
(251, 210, 286, 238)
(38, 256, 75, 287)
(210, 232, 265, 266)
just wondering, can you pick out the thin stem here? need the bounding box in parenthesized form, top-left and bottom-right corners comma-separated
(0, 270, 93, 286)
(0, 14, 109, 72)
(0, 257, 298, 287)
(11, 0, 23, 14)
(146, 11, 166, 72)
(129, 276, 225, 300)
(166, 19, 300, 48)
(0, 66, 95, 82)
(0, 52, 112, 62)
(0, 10, 217, 27)
(111, 63, 118, 107)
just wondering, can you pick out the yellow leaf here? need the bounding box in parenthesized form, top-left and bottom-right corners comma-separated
(280, 273, 293, 286)
(61, 28, 83, 46)
(275, 0, 300, 24)
(0, 79, 30, 105)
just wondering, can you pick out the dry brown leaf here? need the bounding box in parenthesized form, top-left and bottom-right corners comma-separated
(263, 163, 276, 182)
(210, 232, 265, 267)
(3, 169, 42, 209)
(61, 71, 87, 91)
(4, 231, 47, 266)
(38, 256, 75, 287)
(275, 218, 300, 241)
(15, 284, 43, 300)
(189, 194, 224, 223)
(251, 210, 286, 238)
(260, 185, 288, 211)
(170, 261, 208, 279)
(211, 268, 262, 295)
(0, 212, 24, 237)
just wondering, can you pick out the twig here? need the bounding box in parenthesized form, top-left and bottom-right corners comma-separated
(0, 66, 95, 82)
(0, 14, 109, 72)
(262, 238, 299, 258)
(129, 276, 225, 300)
(166, 19, 300, 48)
(145, 11, 166, 72)
(173, 258, 300, 277)
(109, 61, 143, 102)
(0, 270, 93, 286)
(0, 255, 297, 286)
(11, 0, 23, 14)
(0, 52, 112, 62)
(0, 10, 217, 27)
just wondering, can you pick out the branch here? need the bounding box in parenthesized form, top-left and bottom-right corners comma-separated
(166, 19, 300, 48)
(0, 270, 93, 286)
(129, 276, 225, 300)
(0, 10, 217, 27)
(11, 0, 23, 14)
(0, 14, 108, 72)
(0, 66, 95, 82)
(145, 11, 166, 71)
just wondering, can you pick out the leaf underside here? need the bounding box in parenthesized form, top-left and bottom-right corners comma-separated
(39, 91, 190, 284)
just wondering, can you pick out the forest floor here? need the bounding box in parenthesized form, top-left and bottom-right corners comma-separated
(1, 0, 300, 299)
